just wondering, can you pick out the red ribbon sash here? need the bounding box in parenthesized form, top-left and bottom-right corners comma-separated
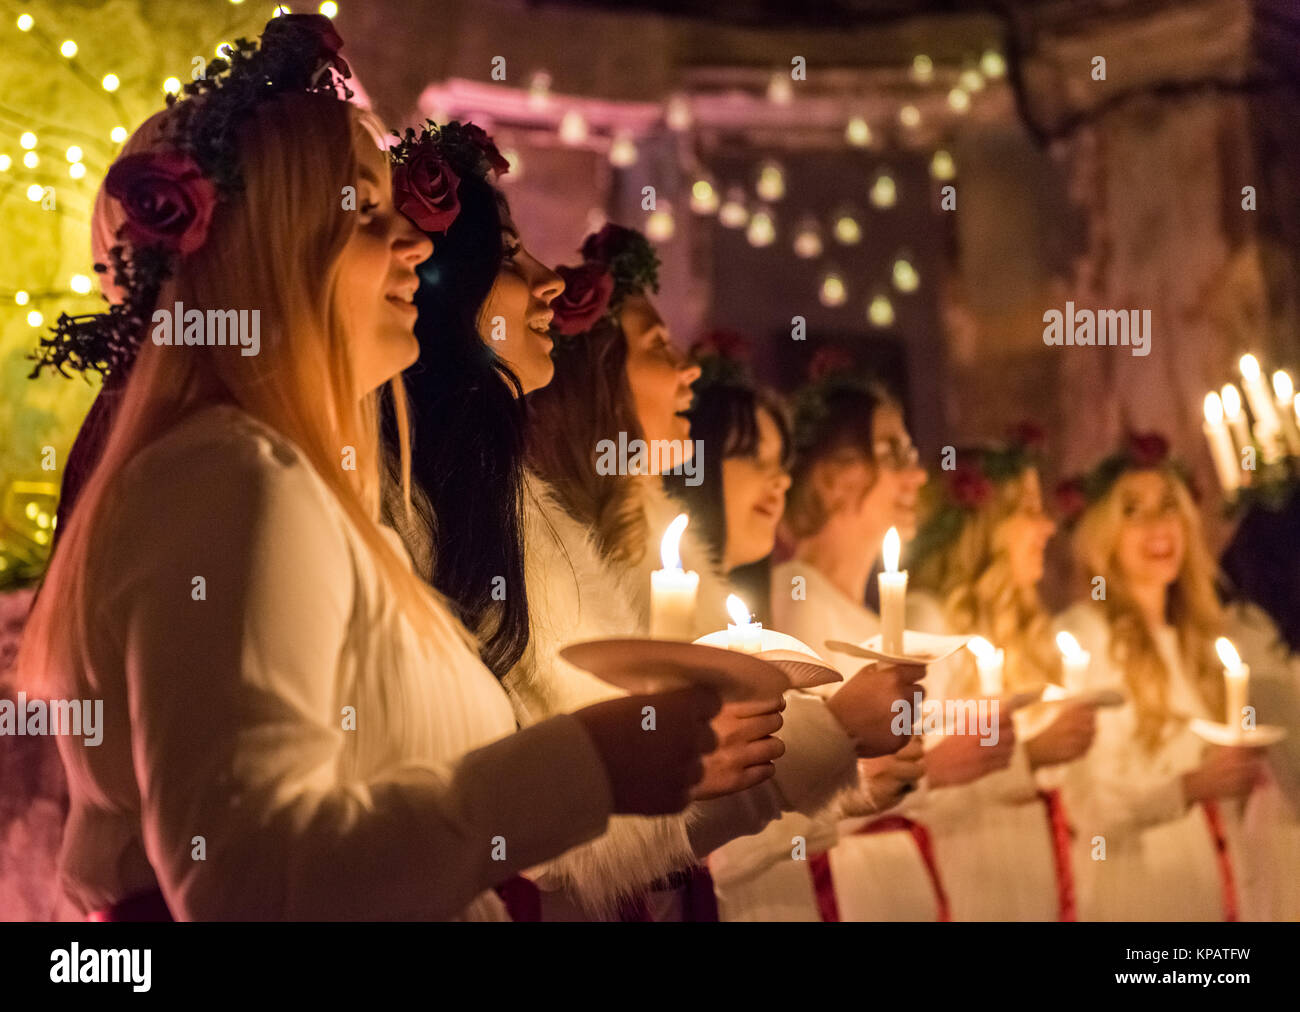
(809, 815, 950, 922)
(1038, 788, 1077, 921)
(1200, 800, 1239, 923)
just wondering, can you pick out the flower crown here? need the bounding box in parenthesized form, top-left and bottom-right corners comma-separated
(28, 13, 353, 380)
(1054, 431, 1194, 526)
(388, 120, 509, 234)
(549, 224, 661, 337)
(908, 422, 1045, 566)
(689, 329, 751, 387)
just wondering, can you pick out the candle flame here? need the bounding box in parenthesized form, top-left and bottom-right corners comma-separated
(1055, 630, 1083, 659)
(1215, 636, 1243, 673)
(1240, 353, 1260, 381)
(882, 526, 901, 573)
(1273, 369, 1295, 404)
(1221, 383, 1243, 419)
(660, 513, 689, 570)
(726, 593, 751, 627)
(1203, 391, 1223, 425)
(967, 635, 996, 661)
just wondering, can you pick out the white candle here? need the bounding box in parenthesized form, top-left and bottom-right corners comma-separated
(1055, 631, 1091, 694)
(1272, 369, 1300, 456)
(1216, 636, 1250, 736)
(878, 526, 908, 655)
(1240, 354, 1284, 463)
(725, 593, 762, 654)
(1221, 383, 1252, 466)
(1202, 392, 1241, 493)
(650, 513, 699, 640)
(967, 635, 1004, 695)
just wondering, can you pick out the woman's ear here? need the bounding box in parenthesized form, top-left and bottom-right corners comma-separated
(811, 457, 848, 516)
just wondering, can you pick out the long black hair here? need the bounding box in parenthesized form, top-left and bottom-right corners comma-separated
(383, 171, 530, 680)
(665, 369, 791, 624)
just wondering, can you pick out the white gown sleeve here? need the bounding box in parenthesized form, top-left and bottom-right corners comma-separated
(97, 427, 611, 920)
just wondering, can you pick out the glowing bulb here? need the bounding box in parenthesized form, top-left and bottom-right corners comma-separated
(23, 151, 38, 169)
(756, 161, 785, 202)
(102, 73, 120, 92)
(767, 73, 793, 105)
(163, 77, 182, 95)
(27, 310, 43, 327)
(17, 14, 34, 31)
(661, 513, 689, 570)
(60, 40, 78, 58)
(608, 133, 638, 168)
(1203, 391, 1224, 425)
(20, 132, 36, 150)
(883, 527, 901, 573)
(216, 41, 233, 57)
(1055, 631, 1083, 659)
(870, 172, 896, 209)
(892, 257, 919, 293)
(34, 530, 48, 546)
(967, 635, 996, 662)
(528, 71, 552, 108)
(69, 162, 86, 179)
(319, 0, 338, 15)
(646, 205, 675, 242)
(845, 117, 872, 147)
(930, 150, 956, 180)
(726, 594, 752, 627)
(1273, 370, 1294, 404)
(666, 93, 692, 131)
(1215, 637, 1243, 673)
(718, 188, 749, 229)
(948, 88, 971, 113)
(793, 219, 822, 259)
(1239, 353, 1261, 381)
(690, 178, 718, 215)
(36, 511, 50, 529)
(868, 294, 894, 328)
(24, 503, 37, 520)
(833, 213, 860, 245)
(819, 272, 846, 308)
(500, 148, 522, 178)
(66, 145, 83, 163)
(71, 273, 92, 294)
(559, 110, 588, 145)
(0, 155, 9, 172)
(981, 49, 1006, 79)
(746, 208, 775, 247)
(959, 68, 985, 93)
(111, 126, 128, 143)
(1221, 383, 1243, 419)
(911, 54, 934, 83)
(272, 4, 290, 14)
(899, 104, 921, 129)
(26, 183, 43, 201)
(15, 290, 29, 305)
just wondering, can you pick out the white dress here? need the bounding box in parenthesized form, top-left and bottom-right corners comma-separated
(508, 475, 859, 919)
(713, 559, 942, 922)
(1052, 602, 1231, 921)
(56, 405, 614, 920)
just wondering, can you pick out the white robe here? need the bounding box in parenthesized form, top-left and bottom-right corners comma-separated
(55, 405, 613, 920)
(507, 474, 858, 919)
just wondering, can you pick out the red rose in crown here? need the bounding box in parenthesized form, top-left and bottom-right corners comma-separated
(551, 263, 615, 335)
(393, 138, 462, 233)
(104, 152, 217, 256)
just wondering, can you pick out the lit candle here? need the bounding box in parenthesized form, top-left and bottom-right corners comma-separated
(725, 593, 763, 654)
(967, 635, 1004, 695)
(650, 513, 699, 640)
(1202, 392, 1241, 492)
(1272, 369, 1300, 456)
(1215, 636, 1250, 736)
(878, 526, 908, 655)
(1240, 354, 1284, 462)
(1055, 631, 1091, 693)
(1221, 383, 1252, 464)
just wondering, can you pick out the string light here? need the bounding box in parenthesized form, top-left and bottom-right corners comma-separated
(17, 14, 34, 31)
(690, 176, 719, 215)
(66, 145, 83, 163)
(27, 310, 43, 327)
(20, 132, 37, 150)
(163, 77, 182, 95)
(646, 204, 675, 242)
(102, 73, 120, 91)
(869, 171, 896, 209)
(845, 117, 872, 147)
(528, 71, 552, 109)
(892, 256, 920, 293)
(70, 274, 93, 295)
(665, 93, 692, 131)
(980, 49, 1006, 79)
(14, 291, 29, 306)
(948, 88, 971, 113)
(746, 207, 776, 247)
(0, 155, 10, 172)
(500, 148, 522, 178)
(718, 187, 749, 228)
(898, 104, 921, 129)
(868, 293, 895, 327)
(930, 150, 956, 180)
(793, 217, 822, 259)
(69, 162, 86, 179)
(60, 40, 78, 59)
(26, 183, 44, 201)
(755, 160, 785, 202)
(559, 110, 588, 145)
(23, 151, 38, 168)
(819, 272, 847, 308)
(959, 66, 986, 93)
(910, 54, 934, 83)
(608, 132, 638, 168)
(319, 1, 339, 15)
(767, 72, 793, 105)
(216, 42, 233, 57)
(833, 210, 861, 245)
(111, 126, 127, 143)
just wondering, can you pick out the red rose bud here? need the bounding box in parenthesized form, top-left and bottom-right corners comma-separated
(692, 328, 751, 362)
(104, 152, 217, 255)
(1126, 431, 1169, 468)
(1006, 420, 1045, 450)
(461, 123, 510, 177)
(808, 346, 855, 381)
(551, 263, 615, 335)
(951, 461, 994, 509)
(1054, 478, 1087, 521)
(394, 141, 461, 233)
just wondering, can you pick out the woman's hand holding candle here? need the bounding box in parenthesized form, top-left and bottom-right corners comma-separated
(826, 661, 926, 758)
(692, 695, 787, 800)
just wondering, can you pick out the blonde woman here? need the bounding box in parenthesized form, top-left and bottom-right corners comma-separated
(1053, 433, 1271, 921)
(17, 20, 715, 921)
(910, 432, 1097, 920)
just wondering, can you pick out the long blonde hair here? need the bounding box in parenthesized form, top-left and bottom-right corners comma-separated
(1073, 468, 1224, 751)
(20, 91, 461, 695)
(914, 467, 1060, 694)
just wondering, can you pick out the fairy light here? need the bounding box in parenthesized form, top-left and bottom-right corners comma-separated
(718, 187, 749, 228)
(646, 204, 675, 242)
(216, 42, 233, 57)
(833, 211, 861, 245)
(528, 71, 552, 109)
(69, 162, 86, 179)
(60, 40, 78, 59)
(319, 0, 339, 15)
(14, 291, 29, 306)
(0, 155, 10, 172)
(66, 145, 83, 163)
(870, 172, 896, 209)
(111, 126, 127, 143)
(23, 151, 38, 169)
(819, 272, 847, 308)
(948, 88, 971, 113)
(690, 177, 719, 215)
(559, 110, 588, 145)
(608, 133, 638, 168)
(911, 55, 934, 83)
(981, 49, 1006, 79)
(959, 67, 985, 93)
(868, 293, 895, 327)
(665, 93, 692, 131)
(892, 256, 920, 293)
(71, 274, 92, 294)
(793, 217, 822, 259)
(930, 150, 956, 180)
(500, 148, 522, 178)
(20, 132, 37, 150)
(767, 72, 793, 105)
(17, 14, 34, 31)
(845, 117, 872, 147)
(899, 104, 921, 129)
(26, 183, 43, 201)
(163, 77, 182, 95)
(27, 310, 43, 327)
(102, 73, 120, 92)
(746, 207, 776, 247)
(756, 161, 785, 202)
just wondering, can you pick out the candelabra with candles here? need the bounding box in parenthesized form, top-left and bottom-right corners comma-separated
(1201, 354, 1299, 510)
